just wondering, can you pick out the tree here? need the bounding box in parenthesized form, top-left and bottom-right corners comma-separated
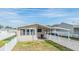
(0, 25, 4, 29)
(5, 26, 12, 29)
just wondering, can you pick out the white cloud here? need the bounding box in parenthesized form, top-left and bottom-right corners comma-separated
(7, 19, 26, 27)
(39, 9, 66, 18)
(0, 11, 16, 15)
(40, 13, 65, 17)
(9, 19, 24, 23)
(64, 17, 79, 25)
(0, 11, 27, 27)
(0, 11, 18, 18)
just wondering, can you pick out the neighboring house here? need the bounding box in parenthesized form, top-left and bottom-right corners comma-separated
(17, 24, 49, 41)
(50, 23, 79, 38)
(49, 23, 73, 36)
(73, 25, 79, 34)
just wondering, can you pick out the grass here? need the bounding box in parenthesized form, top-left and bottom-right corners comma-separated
(0, 35, 16, 47)
(45, 40, 73, 51)
(12, 40, 60, 51)
(12, 39, 73, 51)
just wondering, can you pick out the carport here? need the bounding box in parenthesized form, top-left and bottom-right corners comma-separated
(49, 27, 71, 40)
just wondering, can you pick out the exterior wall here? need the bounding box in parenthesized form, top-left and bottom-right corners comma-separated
(17, 35, 37, 41)
(49, 28, 73, 37)
(17, 28, 38, 41)
(54, 30, 71, 36)
(17, 26, 48, 41)
(52, 23, 74, 36)
(37, 28, 46, 39)
(71, 28, 79, 38)
(74, 28, 79, 34)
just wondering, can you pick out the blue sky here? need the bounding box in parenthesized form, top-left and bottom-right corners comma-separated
(0, 8, 79, 27)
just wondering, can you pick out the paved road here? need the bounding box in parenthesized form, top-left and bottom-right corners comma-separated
(49, 35, 79, 51)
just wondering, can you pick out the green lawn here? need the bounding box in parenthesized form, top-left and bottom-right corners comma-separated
(12, 40, 73, 51)
(45, 40, 73, 51)
(12, 40, 59, 51)
(0, 35, 16, 47)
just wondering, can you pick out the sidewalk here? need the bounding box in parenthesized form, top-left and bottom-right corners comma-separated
(49, 36, 79, 51)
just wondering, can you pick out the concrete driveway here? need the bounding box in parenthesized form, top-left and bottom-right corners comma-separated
(49, 35, 79, 51)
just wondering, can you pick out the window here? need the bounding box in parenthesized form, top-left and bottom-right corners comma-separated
(20, 29, 25, 35)
(31, 29, 33, 35)
(27, 29, 29, 35)
(31, 29, 35, 35)
(37, 29, 42, 32)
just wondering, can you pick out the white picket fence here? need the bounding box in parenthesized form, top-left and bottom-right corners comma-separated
(0, 32, 15, 40)
(0, 37, 17, 51)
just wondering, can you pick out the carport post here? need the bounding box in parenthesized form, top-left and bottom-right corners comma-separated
(49, 29, 51, 39)
(54, 29, 57, 39)
(54, 29, 59, 40)
(50, 29, 52, 39)
(35, 29, 38, 40)
(68, 31, 70, 40)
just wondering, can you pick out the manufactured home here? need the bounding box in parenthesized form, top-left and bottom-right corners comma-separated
(17, 24, 49, 41)
(50, 23, 79, 38)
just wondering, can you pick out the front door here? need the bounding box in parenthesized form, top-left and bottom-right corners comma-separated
(41, 34, 44, 39)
